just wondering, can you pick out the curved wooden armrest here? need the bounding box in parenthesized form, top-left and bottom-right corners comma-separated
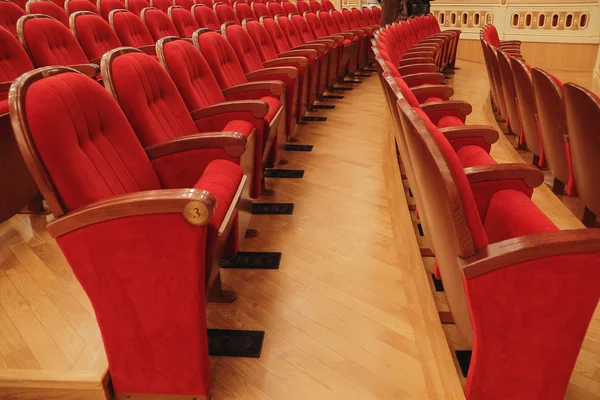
(407, 47, 437, 55)
(189, 100, 269, 119)
(412, 42, 441, 50)
(402, 72, 446, 85)
(439, 125, 498, 144)
(311, 38, 336, 47)
(336, 31, 354, 40)
(398, 63, 437, 75)
(412, 84, 454, 99)
(464, 164, 543, 187)
(347, 29, 364, 37)
(69, 63, 100, 79)
(460, 229, 600, 279)
(420, 100, 472, 116)
(263, 56, 308, 68)
(0, 81, 13, 92)
(145, 132, 248, 159)
(403, 51, 435, 59)
(137, 45, 156, 55)
(500, 40, 521, 46)
(222, 80, 285, 97)
(324, 34, 344, 44)
(47, 189, 216, 238)
(246, 66, 298, 80)
(293, 43, 327, 52)
(399, 57, 436, 66)
(278, 49, 318, 60)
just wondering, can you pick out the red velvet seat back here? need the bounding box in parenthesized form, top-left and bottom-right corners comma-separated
(361, 6, 376, 25)
(244, 19, 278, 61)
(281, 0, 297, 15)
(169, 6, 199, 37)
(111, 10, 154, 47)
(321, 0, 334, 11)
(159, 38, 227, 111)
(19, 15, 89, 67)
(104, 50, 198, 146)
(251, 2, 269, 18)
(8, 0, 26, 8)
(275, 15, 302, 47)
(0, 1, 26, 35)
(330, 9, 350, 31)
(23, 70, 161, 212)
(309, 0, 321, 13)
(485, 24, 501, 47)
(191, 4, 220, 30)
(97, 0, 125, 20)
(219, 0, 229, 5)
(142, 7, 179, 40)
(234, 2, 255, 21)
(173, 0, 191, 9)
(125, 0, 149, 15)
(26, 0, 70, 26)
(0, 26, 33, 96)
(342, 8, 360, 29)
(267, 1, 283, 16)
(150, 0, 172, 12)
(351, 8, 367, 27)
(65, 0, 98, 15)
(214, 2, 239, 24)
(317, 9, 338, 35)
(371, 5, 380, 23)
(296, 0, 309, 15)
(261, 16, 292, 52)
(223, 23, 263, 72)
(197, 0, 212, 6)
(290, 14, 314, 42)
(195, 31, 248, 88)
(304, 11, 326, 38)
(71, 12, 122, 61)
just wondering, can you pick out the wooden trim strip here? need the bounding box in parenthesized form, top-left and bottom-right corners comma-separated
(144, 131, 248, 159)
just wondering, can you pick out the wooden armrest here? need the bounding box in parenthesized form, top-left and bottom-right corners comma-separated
(47, 189, 216, 237)
(293, 43, 328, 52)
(420, 100, 472, 116)
(311, 38, 336, 47)
(69, 63, 100, 79)
(399, 57, 436, 66)
(336, 31, 354, 40)
(246, 66, 298, 80)
(189, 100, 269, 119)
(145, 132, 247, 159)
(263, 56, 308, 68)
(439, 125, 498, 144)
(138, 45, 156, 55)
(222, 81, 285, 97)
(278, 49, 318, 60)
(348, 29, 364, 37)
(398, 63, 437, 75)
(403, 51, 435, 59)
(460, 229, 600, 279)
(324, 34, 344, 44)
(464, 164, 543, 187)
(412, 43, 440, 50)
(412, 84, 454, 99)
(0, 81, 13, 92)
(402, 72, 446, 85)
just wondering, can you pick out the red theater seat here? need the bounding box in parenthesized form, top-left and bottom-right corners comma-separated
(191, 4, 220, 30)
(70, 11, 122, 63)
(309, 0, 321, 13)
(156, 36, 277, 197)
(173, 0, 192, 9)
(361, 6, 377, 26)
(97, 0, 125, 20)
(371, 5, 380, 23)
(234, 2, 255, 21)
(17, 14, 100, 78)
(281, 0, 297, 16)
(251, 1, 269, 18)
(317, 10, 359, 75)
(0, 0, 26, 35)
(305, 11, 351, 79)
(495, 50, 522, 139)
(125, 0, 149, 15)
(213, 2, 239, 24)
(150, 0, 172, 12)
(296, 0, 310, 15)
(141, 6, 179, 40)
(267, 0, 283, 17)
(197, 0, 212, 6)
(352, 7, 376, 29)
(168, 6, 199, 37)
(195, 30, 287, 164)
(26, 0, 70, 26)
(110, 9, 156, 55)
(64, 0, 98, 15)
(10, 66, 246, 399)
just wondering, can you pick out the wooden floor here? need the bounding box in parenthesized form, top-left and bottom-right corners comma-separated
(0, 59, 598, 399)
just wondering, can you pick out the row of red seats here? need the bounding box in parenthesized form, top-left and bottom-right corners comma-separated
(480, 25, 600, 228)
(376, 19, 600, 400)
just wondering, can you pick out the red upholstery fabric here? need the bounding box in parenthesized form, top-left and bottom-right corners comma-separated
(352, 8, 370, 27)
(0, 26, 33, 92)
(150, 0, 172, 12)
(169, 7, 199, 37)
(281, 0, 297, 15)
(309, 0, 321, 13)
(97, 0, 125, 20)
(27, 1, 70, 26)
(72, 13, 122, 62)
(276, 15, 304, 47)
(192, 4, 221, 30)
(371, 6, 380, 23)
(111, 11, 154, 47)
(142, 8, 179, 41)
(251, 2, 269, 18)
(21, 16, 90, 67)
(0, 2, 25, 36)
(65, 0, 99, 15)
(437, 115, 465, 128)
(197, 0, 212, 6)
(225, 23, 266, 71)
(197, 30, 252, 88)
(245, 19, 279, 61)
(296, 0, 310, 15)
(291, 13, 316, 42)
(214, 3, 239, 24)
(173, 0, 192, 10)
(321, 0, 333, 11)
(304, 11, 328, 38)
(267, 0, 283, 16)
(260, 95, 280, 122)
(262, 17, 293, 53)
(456, 146, 495, 168)
(318, 9, 341, 35)
(234, 2, 255, 21)
(331, 9, 354, 32)
(125, 0, 149, 15)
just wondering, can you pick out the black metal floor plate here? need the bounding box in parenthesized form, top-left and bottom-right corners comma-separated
(323, 95, 344, 99)
(208, 329, 265, 358)
(408, 188, 414, 197)
(354, 73, 371, 78)
(265, 169, 304, 178)
(432, 274, 444, 292)
(221, 252, 282, 269)
(312, 104, 336, 110)
(334, 86, 353, 91)
(363, 67, 377, 72)
(455, 350, 472, 377)
(417, 223, 424, 236)
(303, 116, 327, 122)
(252, 203, 294, 215)
(285, 144, 313, 152)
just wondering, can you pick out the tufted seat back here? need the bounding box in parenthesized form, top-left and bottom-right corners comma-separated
(71, 12, 122, 61)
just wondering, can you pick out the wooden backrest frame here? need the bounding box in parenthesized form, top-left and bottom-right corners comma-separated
(496, 49, 521, 136)
(510, 57, 542, 158)
(16, 14, 58, 66)
(100, 46, 144, 107)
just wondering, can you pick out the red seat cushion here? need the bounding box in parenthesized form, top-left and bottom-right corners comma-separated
(425, 96, 443, 103)
(437, 115, 465, 128)
(0, 99, 9, 116)
(260, 96, 281, 123)
(221, 119, 255, 138)
(483, 190, 558, 244)
(456, 146, 496, 168)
